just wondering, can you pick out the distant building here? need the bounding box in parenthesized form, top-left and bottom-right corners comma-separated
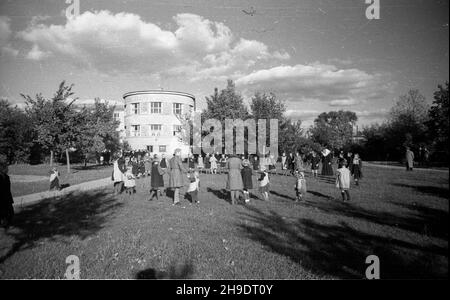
(120, 90, 195, 157)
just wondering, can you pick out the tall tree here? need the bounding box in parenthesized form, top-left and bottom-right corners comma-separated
(310, 110, 358, 151)
(203, 80, 249, 121)
(0, 99, 34, 163)
(202, 80, 249, 153)
(76, 98, 121, 166)
(388, 89, 429, 150)
(23, 81, 78, 171)
(427, 82, 449, 162)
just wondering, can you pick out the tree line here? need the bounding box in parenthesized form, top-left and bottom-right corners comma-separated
(0, 81, 123, 171)
(1, 80, 448, 168)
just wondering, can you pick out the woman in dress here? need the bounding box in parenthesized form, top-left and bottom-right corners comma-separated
(226, 154, 244, 205)
(168, 148, 187, 205)
(321, 148, 334, 176)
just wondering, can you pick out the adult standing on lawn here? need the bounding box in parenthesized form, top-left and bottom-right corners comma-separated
(226, 154, 243, 205)
(0, 155, 14, 230)
(321, 148, 334, 176)
(168, 148, 187, 205)
(405, 147, 415, 171)
(287, 152, 295, 175)
(112, 155, 125, 195)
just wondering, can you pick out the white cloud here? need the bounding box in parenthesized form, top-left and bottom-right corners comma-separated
(18, 11, 288, 79)
(329, 98, 361, 107)
(25, 44, 50, 60)
(235, 63, 393, 104)
(0, 16, 18, 57)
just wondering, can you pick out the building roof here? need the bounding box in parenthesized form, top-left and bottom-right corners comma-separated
(122, 90, 195, 101)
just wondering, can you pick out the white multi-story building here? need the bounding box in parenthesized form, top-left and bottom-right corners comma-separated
(120, 90, 195, 157)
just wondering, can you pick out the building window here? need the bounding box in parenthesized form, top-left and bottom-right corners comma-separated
(147, 145, 153, 152)
(150, 102, 162, 114)
(173, 103, 182, 115)
(150, 124, 162, 136)
(113, 113, 120, 121)
(159, 145, 166, 152)
(131, 125, 140, 137)
(173, 125, 182, 136)
(131, 103, 140, 114)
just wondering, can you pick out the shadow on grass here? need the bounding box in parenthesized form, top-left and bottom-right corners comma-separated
(207, 187, 230, 204)
(135, 261, 194, 279)
(270, 190, 296, 201)
(0, 190, 123, 264)
(307, 199, 448, 241)
(392, 183, 449, 199)
(238, 206, 448, 279)
(317, 175, 336, 184)
(307, 190, 334, 200)
(72, 164, 111, 171)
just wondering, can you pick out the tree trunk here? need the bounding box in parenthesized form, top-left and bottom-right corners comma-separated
(50, 150, 54, 167)
(66, 149, 71, 173)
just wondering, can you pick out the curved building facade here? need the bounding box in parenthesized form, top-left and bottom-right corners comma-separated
(122, 90, 195, 157)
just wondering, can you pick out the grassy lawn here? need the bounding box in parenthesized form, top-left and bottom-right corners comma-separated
(0, 166, 448, 279)
(9, 163, 113, 197)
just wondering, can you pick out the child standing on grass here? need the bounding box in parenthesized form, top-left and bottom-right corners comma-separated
(210, 154, 218, 174)
(149, 154, 165, 201)
(219, 154, 227, 174)
(187, 171, 200, 204)
(351, 153, 363, 186)
(258, 166, 270, 201)
(49, 167, 61, 191)
(124, 166, 136, 195)
(310, 151, 320, 178)
(294, 170, 307, 202)
(336, 160, 351, 202)
(241, 159, 253, 203)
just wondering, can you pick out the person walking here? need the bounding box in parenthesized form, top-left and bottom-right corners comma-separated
(258, 166, 270, 201)
(405, 147, 415, 171)
(149, 154, 165, 201)
(351, 153, 363, 186)
(336, 160, 351, 202)
(226, 154, 244, 205)
(241, 159, 253, 203)
(168, 148, 187, 205)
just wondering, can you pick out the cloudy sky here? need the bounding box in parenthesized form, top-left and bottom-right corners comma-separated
(0, 0, 448, 127)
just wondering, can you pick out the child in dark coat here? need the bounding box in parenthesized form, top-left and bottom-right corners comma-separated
(149, 155, 165, 200)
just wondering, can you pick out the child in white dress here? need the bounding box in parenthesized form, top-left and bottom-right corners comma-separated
(124, 166, 136, 195)
(336, 161, 351, 202)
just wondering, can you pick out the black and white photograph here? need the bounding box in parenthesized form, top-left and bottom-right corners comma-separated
(0, 0, 448, 284)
